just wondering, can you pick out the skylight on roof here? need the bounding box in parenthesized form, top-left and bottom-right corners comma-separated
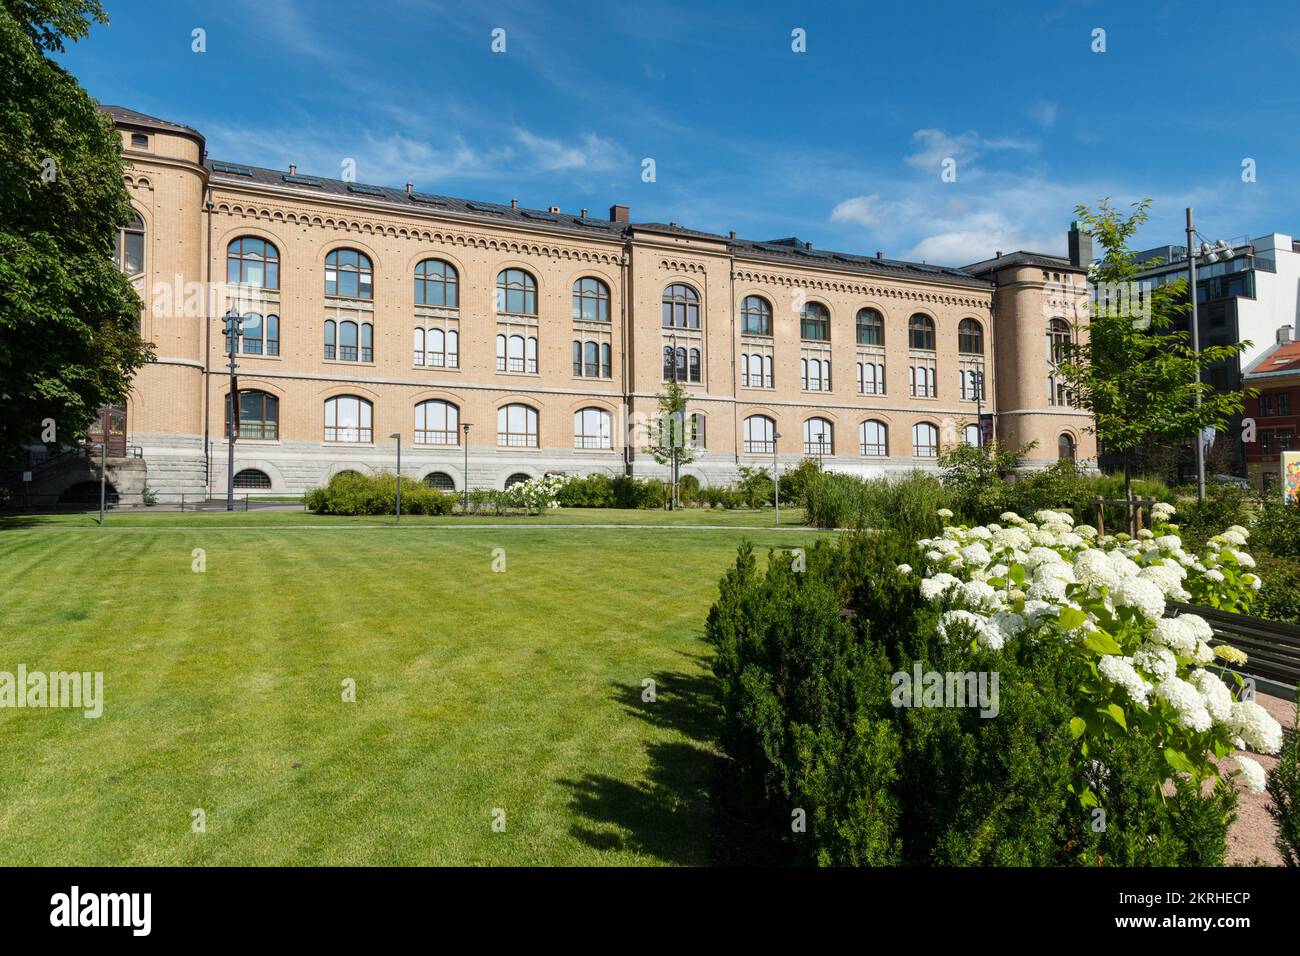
(522, 210, 558, 222)
(283, 174, 322, 187)
(409, 193, 448, 206)
(212, 161, 253, 176)
(466, 202, 502, 214)
(347, 184, 384, 196)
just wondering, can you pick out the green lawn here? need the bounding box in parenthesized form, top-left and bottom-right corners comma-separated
(0, 513, 824, 865)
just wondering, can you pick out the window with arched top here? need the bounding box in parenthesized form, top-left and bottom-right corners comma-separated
(964, 423, 982, 447)
(573, 407, 613, 449)
(424, 472, 455, 490)
(498, 403, 539, 447)
(573, 277, 610, 321)
(505, 472, 532, 489)
(414, 259, 458, 307)
(324, 395, 372, 443)
(856, 308, 884, 346)
(415, 400, 459, 446)
(662, 284, 700, 329)
(743, 415, 775, 454)
(803, 417, 833, 455)
(912, 421, 939, 458)
(233, 468, 272, 490)
(227, 237, 279, 289)
(1059, 433, 1076, 460)
(689, 413, 706, 449)
(239, 312, 279, 356)
(800, 302, 830, 341)
(496, 268, 537, 315)
(1048, 318, 1074, 407)
(958, 318, 984, 354)
(325, 248, 373, 299)
(908, 314, 936, 350)
(741, 296, 772, 336)
(116, 213, 145, 275)
(860, 420, 888, 457)
(225, 389, 278, 440)
(325, 319, 372, 362)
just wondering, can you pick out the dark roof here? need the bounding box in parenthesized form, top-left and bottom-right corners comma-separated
(731, 238, 991, 288)
(100, 105, 205, 148)
(961, 250, 1080, 275)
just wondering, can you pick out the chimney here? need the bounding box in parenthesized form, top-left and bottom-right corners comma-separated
(804, 241, 813, 250)
(1279, 325, 1295, 344)
(995, 250, 1003, 259)
(580, 207, 588, 219)
(288, 163, 297, 176)
(609, 203, 629, 224)
(729, 231, 736, 239)
(875, 250, 883, 260)
(548, 206, 560, 214)
(405, 182, 413, 196)
(511, 198, 519, 209)
(1068, 221, 1092, 268)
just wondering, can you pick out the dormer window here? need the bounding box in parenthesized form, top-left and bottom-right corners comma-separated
(130, 133, 149, 149)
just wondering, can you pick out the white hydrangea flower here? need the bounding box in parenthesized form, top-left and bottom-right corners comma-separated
(1155, 676, 1213, 733)
(1074, 550, 1118, 591)
(959, 543, 992, 568)
(919, 573, 962, 601)
(1187, 669, 1233, 722)
(1111, 577, 1166, 621)
(937, 508, 954, 519)
(1227, 700, 1284, 754)
(1133, 644, 1177, 681)
(1098, 655, 1151, 705)
(937, 609, 1003, 649)
(896, 563, 912, 575)
(959, 579, 1000, 610)
(1151, 617, 1197, 654)
(1234, 755, 1267, 794)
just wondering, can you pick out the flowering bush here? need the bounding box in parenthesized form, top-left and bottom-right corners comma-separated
(910, 504, 1282, 804)
(505, 474, 569, 515)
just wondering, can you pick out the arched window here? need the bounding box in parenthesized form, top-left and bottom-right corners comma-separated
(227, 237, 279, 289)
(414, 259, 458, 307)
(574, 407, 613, 449)
(325, 249, 372, 299)
(741, 296, 772, 336)
(324, 395, 372, 443)
(225, 389, 279, 440)
(1048, 318, 1073, 406)
(908, 314, 936, 350)
(803, 417, 833, 455)
(583, 341, 599, 377)
(505, 472, 532, 489)
(239, 313, 279, 356)
(958, 318, 984, 354)
(964, 423, 982, 446)
(573, 277, 610, 321)
(801, 357, 831, 391)
(1058, 433, 1077, 460)
(328, 320, 373, 362)
(415, 327, 456, 368)
(689, 413, 706, 449)
(601, 342, 611, 378)
(424, 472, 455, 491)
(116, 213, 145, 275)
(496, 268, 537, 315)
(860, 420, 888, 457)
(324, 320, 336, 359)
(662, 284, 700, 328)
(233, 469, 272, 490)
(415, 400, 459, 445)
(960, 368, 984, 401)
(688, 347, 701, 383)
(498, 403, 539, 447)
(743, 415, 775, 454)
(857, 361, 885, 395)
(856, 308, 884, 346)
(663, 345, 697, 382)
(800, 302, 830, 341)
(912, 422, 939, 458)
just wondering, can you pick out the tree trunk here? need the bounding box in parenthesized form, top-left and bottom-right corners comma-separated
(1124, 452, 1134, 535)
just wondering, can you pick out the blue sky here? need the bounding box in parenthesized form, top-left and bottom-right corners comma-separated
(57, 0, 1300, 266)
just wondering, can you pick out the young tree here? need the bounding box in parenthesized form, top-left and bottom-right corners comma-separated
(0, 0, 151, 457)
(1059, 199, 1248, 505)
(645, 380, 697, 509)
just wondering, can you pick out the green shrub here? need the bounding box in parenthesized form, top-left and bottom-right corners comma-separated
(706, 532, 1239, 866)
(1176, 484, 1251, 550)
(1267, 691, 1300, 867)
(303, 471, 455, 516)
(679, 473, 701, 504)
(1254, 498, 1300, 559)
(611, 475, 667, 509)
(556, 473, 616, 508)
(776, 458, 820, 506)
(803, 471, 948, 539)
(1256, 556, 1300, 624)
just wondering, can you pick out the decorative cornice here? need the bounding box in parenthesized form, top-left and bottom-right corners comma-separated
(731, 266, 992, 309)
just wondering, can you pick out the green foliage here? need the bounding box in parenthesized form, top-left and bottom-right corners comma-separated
(776, 458, 820, 506)
(0, 1, 152, 456)
(803, 471, 948, 539)
(1267, 691, 1300, 867)
(707, 531, 1241, 866)
(304, 471, 455, 516)
(938, 441, 1023, 523)
(1175, 483, 1251, 551)
(1253, 498, 1300, 560)
(1255, 556, 1300, 625)
(1061, 200, 1250, 496)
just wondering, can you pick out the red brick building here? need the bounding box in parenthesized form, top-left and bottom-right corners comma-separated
(1243, 331, 1300, 492)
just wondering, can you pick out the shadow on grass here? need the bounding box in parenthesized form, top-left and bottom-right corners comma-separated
(560, 654, 776, 866)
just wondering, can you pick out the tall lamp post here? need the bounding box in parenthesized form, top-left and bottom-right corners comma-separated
(390, 432, 402, 524)
(92, 441, 106, 525)
(222, 309, 243, 511)
(1183, 209, 1233, 503)
(772, 430, 782, 527)
(462, 422, 472, 513)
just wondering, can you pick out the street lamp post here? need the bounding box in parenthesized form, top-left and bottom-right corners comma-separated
(390, 432, 402, 524)
(462, 422, 472, 513)
(222, 309, 243, 512)
(772, 430, 782, 527)
(92, 441, 106, 525)
(1183, 208, 1229, 503)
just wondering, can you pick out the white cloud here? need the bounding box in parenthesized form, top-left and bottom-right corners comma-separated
(513, 129, 627, 173)
(829, 194, 884, 227)
(905, 128, 1036, 177)
(1029, 101, 1058, 128)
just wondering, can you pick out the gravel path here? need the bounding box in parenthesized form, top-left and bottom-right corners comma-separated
(1226, 688, 1297, 866)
